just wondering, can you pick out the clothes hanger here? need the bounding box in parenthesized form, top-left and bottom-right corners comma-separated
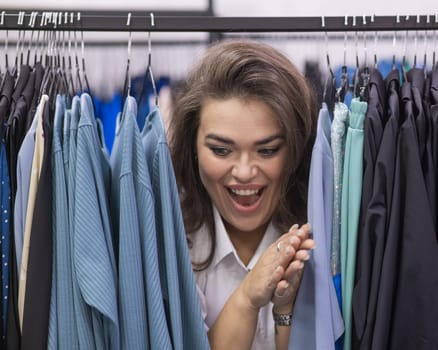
(73, 30, 83, 94)
(26, 12, 38, 67)
(433, 15, 437, 70)
(412, 15, 420, 69)
(392, 15, 401, 72)
(39, 31, 55, 98)
(358, 15, 370, 102)
(139, 13, 159, 108)
(401, 18, 409, 83)
(352, 17, 361, 99)
(423, 21, 429, 78)
(0, 12, 9, 92)
(122, 12, 133, 103)
(66, 30, 76, 96)
(372, 15, 379, 70)
(335, 16, 349, 103)
(80, 31, 91, 95)
(321, 16, 336, 112)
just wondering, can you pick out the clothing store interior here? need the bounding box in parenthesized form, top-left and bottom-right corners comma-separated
(0, 0, 437, 349)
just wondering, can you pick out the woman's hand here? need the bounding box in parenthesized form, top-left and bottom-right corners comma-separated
(237, 223, 313, 312)
(271, 223, 314, 313)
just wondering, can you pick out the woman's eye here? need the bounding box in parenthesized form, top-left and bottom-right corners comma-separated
(258, 147, 280, 157)
(210, 147, 231, 156)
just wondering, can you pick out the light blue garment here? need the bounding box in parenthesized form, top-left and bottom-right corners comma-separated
(141, 107, 210, 350)
(330, 102, 349, 307)
(110, 96, 148, 349)
(340, 98, 366, 350)
(13, 109, 38, 275)
(73, 93, 119, 350)
(111, 97, 172, 349)
(62, 107, 71, 187)
(48, 95, 79, 350)
(67, 96, 95, 349)
(290, 103, 344, 350)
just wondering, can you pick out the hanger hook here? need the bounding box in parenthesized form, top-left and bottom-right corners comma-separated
(424, 15, 429, 71)
(149, 12, 158, 106)
(343, 15, 348, 67)
(392, 15, 400, 70)
(371, 15, 378, 68)
(433, 14, 438, 69)
(322, 15, 332, 75)
(125, 12, 132, 97)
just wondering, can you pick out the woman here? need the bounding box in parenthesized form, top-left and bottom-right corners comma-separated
(170, 40, 317, 350)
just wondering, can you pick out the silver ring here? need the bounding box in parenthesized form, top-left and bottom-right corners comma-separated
(276, 241, 282, 252)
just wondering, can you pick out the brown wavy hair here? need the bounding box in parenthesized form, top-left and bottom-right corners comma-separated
(169, 40, 318, 271)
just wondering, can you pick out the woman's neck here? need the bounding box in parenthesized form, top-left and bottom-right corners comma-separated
(224, 222, 269, 266)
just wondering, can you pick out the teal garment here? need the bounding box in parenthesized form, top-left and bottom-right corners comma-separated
(340, 98, 367, 350)
(73, 93, 119, 349)
(110, 96, 149, 349)
(330, 102, 349, 308)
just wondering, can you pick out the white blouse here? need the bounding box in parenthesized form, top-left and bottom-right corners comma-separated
(189, 207, 280, 350)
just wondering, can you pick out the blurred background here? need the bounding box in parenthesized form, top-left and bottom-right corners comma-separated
(1, 0, 437, 149)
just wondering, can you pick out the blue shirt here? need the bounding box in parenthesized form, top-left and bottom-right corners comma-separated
(73, 93, 119, 349)
(47, 95, 79, 350)
(110, 96, 149, 349)
(141, 107, 210, 350)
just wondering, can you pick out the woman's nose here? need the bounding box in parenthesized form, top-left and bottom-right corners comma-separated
(231, 155, 258, 182)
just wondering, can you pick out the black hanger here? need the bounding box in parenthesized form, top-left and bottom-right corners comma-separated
(335, 65, 349, 103)
(357, 24, 370, 102)
(321, 17, 336, 112)
(335, 28, 349, 103)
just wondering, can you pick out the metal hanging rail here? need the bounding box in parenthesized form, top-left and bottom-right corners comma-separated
(1, 10, 438, 32)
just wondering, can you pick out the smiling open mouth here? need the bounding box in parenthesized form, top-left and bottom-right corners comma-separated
(228, 188, 264, 207)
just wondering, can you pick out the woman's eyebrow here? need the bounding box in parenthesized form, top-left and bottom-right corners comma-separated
(254, 134, 285, 145)
(205, 133, 285, 145)
(205, 134, 234, 144)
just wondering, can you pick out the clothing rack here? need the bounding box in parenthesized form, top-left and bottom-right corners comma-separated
(1, 10, 438, 32)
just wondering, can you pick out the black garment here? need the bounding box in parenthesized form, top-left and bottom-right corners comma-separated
(352, 67, 386, 349)
(359, 67, 387, 226)
(407, 68, 436, 226)
(21, 100, 53, 350)
(7, 69, 35, 201)
(0, 72, 14, 134)
(8, 66, 30, 121)
(352, 68, 401, 350)
(430, 70, 438, 225)
(25, 62, 44, 133)
(382, 79, 438, 350)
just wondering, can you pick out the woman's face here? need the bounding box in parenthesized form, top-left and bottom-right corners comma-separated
(196, 97, 288, 236)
